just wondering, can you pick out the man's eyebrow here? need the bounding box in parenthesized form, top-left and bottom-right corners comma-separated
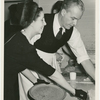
(71, 17, 77, 19)
(71, 17, 81, 20)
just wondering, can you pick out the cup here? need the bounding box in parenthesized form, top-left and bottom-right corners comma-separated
(70, 72, 76, 80)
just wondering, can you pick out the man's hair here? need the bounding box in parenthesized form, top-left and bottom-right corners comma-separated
(20, 0, 43, 28)
(61, 0, 84, 11)
(51, 1, 63, 13)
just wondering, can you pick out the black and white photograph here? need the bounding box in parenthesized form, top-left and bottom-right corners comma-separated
(0, 0, 99, 100)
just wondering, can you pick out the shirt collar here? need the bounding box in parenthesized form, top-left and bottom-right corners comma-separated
(54, 13, 61, 31)
(53, 13, 65, 36)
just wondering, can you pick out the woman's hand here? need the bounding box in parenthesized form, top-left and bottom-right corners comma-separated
(75, 89, 87, 100)
(34, 79, 50, 85)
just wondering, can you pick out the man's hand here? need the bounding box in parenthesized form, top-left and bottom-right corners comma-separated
(75, 89, 87, 100)
(56, 53, 64, 62)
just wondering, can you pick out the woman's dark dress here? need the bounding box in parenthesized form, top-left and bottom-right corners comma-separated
(4, 32, 55, 100)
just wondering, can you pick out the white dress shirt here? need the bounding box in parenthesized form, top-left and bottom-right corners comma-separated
(53, 14, 65, 37)
(53, 13, 90, 64)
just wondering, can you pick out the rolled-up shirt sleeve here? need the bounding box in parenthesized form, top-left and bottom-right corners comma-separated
(67, 27, 90, 64)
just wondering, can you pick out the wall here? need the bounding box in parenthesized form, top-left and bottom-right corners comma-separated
(5, 1, 21, 20)
(76, 0, 95, 51)
(4, 0, 39, 20)
(39, 0, 58, 13)
(4, 0, 95, 52)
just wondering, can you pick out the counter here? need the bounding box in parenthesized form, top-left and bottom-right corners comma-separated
(63, 75, 95, 100)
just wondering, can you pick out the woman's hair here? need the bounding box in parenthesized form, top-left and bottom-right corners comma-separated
(20, 0, 43, 28)
(61, 0, 85, 11)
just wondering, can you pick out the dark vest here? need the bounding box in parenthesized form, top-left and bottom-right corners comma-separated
(34, 14, 73, 53)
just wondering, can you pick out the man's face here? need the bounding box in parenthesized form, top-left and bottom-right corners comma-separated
(61, 5, 83, 29)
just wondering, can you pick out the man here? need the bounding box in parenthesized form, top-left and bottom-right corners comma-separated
(35, 0, 95, 81)
(51, 1, 63, 14)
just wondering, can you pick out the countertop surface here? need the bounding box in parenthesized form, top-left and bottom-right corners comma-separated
(63, 75, 95, 100)
(63, 82, 95, 100)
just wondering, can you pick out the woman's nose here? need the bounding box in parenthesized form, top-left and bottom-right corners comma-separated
(44, 20, 47, 26)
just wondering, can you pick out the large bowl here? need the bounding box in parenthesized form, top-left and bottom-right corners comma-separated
(28, 84, 66, 100)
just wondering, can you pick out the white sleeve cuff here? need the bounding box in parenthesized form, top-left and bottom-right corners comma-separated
(77, 55, 90, 64)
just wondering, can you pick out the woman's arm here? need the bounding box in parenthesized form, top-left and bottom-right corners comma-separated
(49, 70, 87, 100)
(49, 70, 75, 95)
(22, 68, 75, 95)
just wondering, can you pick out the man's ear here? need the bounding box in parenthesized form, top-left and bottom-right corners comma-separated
(61, 9, 66, 16)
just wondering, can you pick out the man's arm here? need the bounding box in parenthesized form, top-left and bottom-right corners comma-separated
(81, 59, 95, 80)
(67, 27, 95, 81)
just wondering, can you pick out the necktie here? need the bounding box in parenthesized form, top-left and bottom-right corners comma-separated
(56, 27, 63, 39)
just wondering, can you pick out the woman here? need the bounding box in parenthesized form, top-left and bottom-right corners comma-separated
(4, 1, 46, 100)
(4, 0, 87, 100)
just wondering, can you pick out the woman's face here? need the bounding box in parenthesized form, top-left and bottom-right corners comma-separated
(33, 11, 46, 34)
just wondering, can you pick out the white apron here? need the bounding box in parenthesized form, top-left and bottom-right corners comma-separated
(18, 49, 61, 100)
